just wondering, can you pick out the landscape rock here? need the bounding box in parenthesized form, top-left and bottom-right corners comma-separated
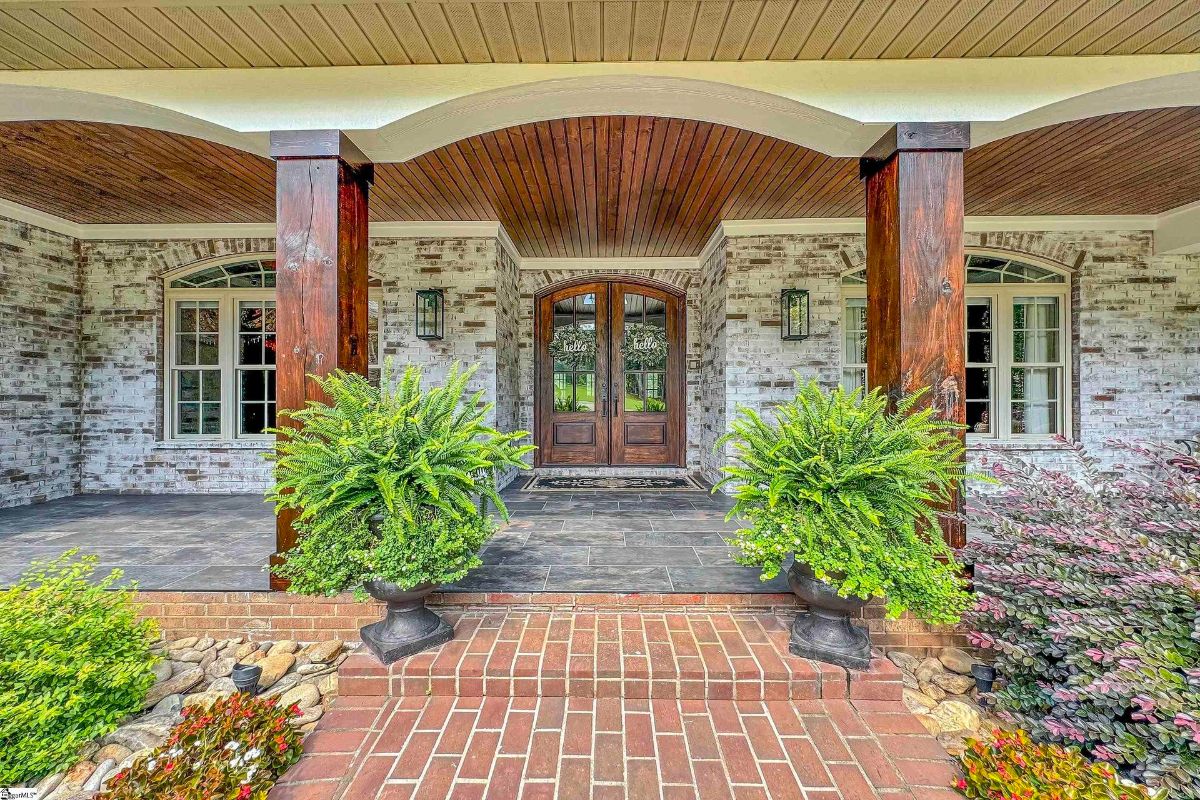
(938, 647, 977, 675)
(887, 651, 920, 673)
(168, 636, 198, 650)
(914, 657, 945, 684)
(262, 672, 301, 699)
(316, 673, 338, 698)
(207, 656, 235, 678)
(173, 649, 205, 663)
(256, 653, 296, 690)
(151, 660, 173, 682)
(143, 667, 203, 709)
(268, 640, 299, 656)
(208, 677, 237, 694)
(83, 759, 116, 792)
(928, 699, 982, 734)
(194, 636, 216, 652)
(918, 680, 947, 702)
(289, 705, 324, 727)
(35, 771, 64, 797)
(235, 641, 259, 660)
(241, 649, 265, 666)
(932, 671, 977, 695)
(305, 639, 344, 664)
(51, 759, 95, 797)
(150, 693, 183, 717)
(902, 688, 938, 714)
(92, 743, 133, 765)
(279, 682, 321, 710)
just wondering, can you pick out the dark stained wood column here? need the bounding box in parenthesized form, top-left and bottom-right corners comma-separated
(270, 130, 372, 590)
(860, 122, 970, 549)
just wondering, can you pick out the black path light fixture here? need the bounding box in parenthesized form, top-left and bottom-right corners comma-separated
(415, 288, 445, 340)
(780, 288, 810, 340)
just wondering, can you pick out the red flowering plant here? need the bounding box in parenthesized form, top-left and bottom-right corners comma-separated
(964, 439, 1200, 799)
(99, 692, 303, 800)
(955, 728, 1160, 799)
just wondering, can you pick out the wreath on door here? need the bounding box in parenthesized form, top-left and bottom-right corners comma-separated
(548, 324, 596, 368)
(622, 322, 668, 366)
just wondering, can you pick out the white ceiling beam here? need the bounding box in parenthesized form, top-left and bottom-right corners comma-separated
(1154, 200, 1200, 255)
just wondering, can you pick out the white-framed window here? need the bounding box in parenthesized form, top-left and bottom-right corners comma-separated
(165, 256, 380, 440)
(840, 251, 1071, 440)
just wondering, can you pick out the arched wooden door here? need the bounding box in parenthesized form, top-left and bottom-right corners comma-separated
(535, 277, 686, 467)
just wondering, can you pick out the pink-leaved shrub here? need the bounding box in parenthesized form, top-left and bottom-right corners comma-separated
(964, 439, 1200, 799)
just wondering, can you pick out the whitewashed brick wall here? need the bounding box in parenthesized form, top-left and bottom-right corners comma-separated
(0, 219, 82, 508)
(3, 219, 1197, 507)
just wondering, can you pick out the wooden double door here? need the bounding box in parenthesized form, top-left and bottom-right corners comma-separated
(535, 277, 686, 467)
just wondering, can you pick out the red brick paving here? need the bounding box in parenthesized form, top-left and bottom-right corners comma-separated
(339, 611, 902, 702)
(272, 611, 957, 800)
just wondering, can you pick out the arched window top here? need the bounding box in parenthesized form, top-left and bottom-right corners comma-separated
(841, 254, 1068, 286)
(170, 258, 276, 289)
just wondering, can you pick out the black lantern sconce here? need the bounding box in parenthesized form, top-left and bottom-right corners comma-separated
(415, 289, 445, 340)
(780, 288, 810, 341)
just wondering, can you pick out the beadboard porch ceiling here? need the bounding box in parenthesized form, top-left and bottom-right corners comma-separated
(0, 0, 1197, 70)
(2, 107, 1200, 257)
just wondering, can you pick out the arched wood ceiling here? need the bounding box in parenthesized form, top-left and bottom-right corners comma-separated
(0, 0, 1197, 69)
(0, 108, 1198, 257)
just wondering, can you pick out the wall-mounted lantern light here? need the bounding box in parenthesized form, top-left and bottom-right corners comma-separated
(416, 289, 445, 340)
(780, 288, 810, 341)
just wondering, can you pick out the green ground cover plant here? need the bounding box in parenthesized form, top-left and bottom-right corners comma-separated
(0, 551, 159, 785)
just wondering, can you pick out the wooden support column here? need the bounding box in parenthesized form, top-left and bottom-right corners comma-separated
(269, 130, 372, 590)
(860, 122, 970, 549)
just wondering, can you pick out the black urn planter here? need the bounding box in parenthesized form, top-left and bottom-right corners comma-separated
(360, 579, 454, 664)
(230, 662, 263, 694)
(786, 562, 872, 671)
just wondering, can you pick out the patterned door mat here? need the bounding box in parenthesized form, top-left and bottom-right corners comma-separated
(521, 475, 708, 491)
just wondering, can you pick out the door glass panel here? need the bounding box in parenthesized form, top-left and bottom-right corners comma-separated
(550, 293, 597, 413)
(623, 292, 667, 412)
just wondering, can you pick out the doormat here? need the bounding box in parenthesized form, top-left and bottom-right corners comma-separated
(522, 475, 707, 491)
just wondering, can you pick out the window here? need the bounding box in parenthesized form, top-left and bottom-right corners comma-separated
(166, 257, 380, 440)
(840, 253, 1070, 439)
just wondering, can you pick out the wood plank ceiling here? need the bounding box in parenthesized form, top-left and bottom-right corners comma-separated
(0, 108, 1198, 256)
(0, 0, 1199, 69)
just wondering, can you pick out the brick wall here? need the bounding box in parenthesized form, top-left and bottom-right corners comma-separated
(0, 219, 82, 508)
(698, 245, 727, 484)
(711, 230, 1200, 475)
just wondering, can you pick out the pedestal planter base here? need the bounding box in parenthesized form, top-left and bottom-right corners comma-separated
(361, 580, 453, 664)
(786, 562, 873, 672)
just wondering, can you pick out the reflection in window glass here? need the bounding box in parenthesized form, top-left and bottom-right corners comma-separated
(623, 293, 668, 412)
(550, 293, 597, 413)
(841, 297, 867, 392)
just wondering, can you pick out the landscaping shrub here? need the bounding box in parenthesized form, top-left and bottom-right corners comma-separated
(0, 550, 159, 785)
(101, 692, 302, 800)
(717, 380, 973, 623)
(955, 728, 1159, 799)
(267, 361, 534, 595)
(965, 440, 1200, 798)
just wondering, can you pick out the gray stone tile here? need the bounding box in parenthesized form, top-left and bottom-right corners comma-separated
(104, 566, 208, 590)
(589, 546, 701, 566)
(481, 543, 590, 565)
(0, 543, 82, 563)
(670, 509, 737, 520)
(445, 565, 550, 592)
(162, 565, 269, 590)
(693, 546, 743, 566)
(545, 566, 673, 592)
(649, 518, 743, 533)
(666, 566, 789, 593)
(622, 532, 730, 547)
(525, 530, 625, 547)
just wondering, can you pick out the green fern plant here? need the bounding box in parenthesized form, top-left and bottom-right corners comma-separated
(716, 379, 974, 624)
(266, 361, 535, 594)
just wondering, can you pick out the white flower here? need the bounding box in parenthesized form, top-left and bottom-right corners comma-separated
(224, 740, 241, 751)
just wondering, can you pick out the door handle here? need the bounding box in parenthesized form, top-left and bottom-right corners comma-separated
(600, 381, 608, 417)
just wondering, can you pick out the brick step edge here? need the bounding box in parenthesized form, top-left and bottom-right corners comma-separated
(338, 653, 903, 702)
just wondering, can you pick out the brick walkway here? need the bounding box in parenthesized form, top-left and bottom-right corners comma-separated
(271, 612, 961, 800)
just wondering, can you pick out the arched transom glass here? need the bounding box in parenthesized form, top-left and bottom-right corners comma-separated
(841, 253, 1070, 440)
(169, 258, 277, 289)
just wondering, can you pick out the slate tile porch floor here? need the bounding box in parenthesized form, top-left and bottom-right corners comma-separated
(0, 485, 785, 593)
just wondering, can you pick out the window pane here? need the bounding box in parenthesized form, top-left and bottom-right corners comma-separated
(367, 299, 379, 366)
(176, 334, 197, 365)
(177, 403, 199, 435)
(202, 403, 221, 435)
(177, 305, 197, 333)
(240, 304, 264, 332)
(1011, 367, 1059, 434)
(842, 368, 866, 393)
(574, 372, 595, 412)
(843, 298, 867, 367)
(241, 403, 266, 435)
(1013, 297, 1060, 363)
(198, 334, 220, 365)
(625, 373, 644, 412)
(645, 372, 666, 412)
(966, 367, 992, 435)
(554, 373, 573, 411)
(178, 370, 200, 402)
(241, 369, 266, 401)
(1012, 402, 1059, 435)
(197, 303, 219, 332)
(201, 370, 220, 402)
(240, 333, 263, 365)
